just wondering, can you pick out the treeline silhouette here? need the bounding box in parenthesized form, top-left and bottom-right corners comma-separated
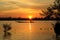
(0, 17, 60, 20)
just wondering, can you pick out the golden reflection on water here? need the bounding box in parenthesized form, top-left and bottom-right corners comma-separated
(29, 21, 32, 32)
(0, 21, 57, 40)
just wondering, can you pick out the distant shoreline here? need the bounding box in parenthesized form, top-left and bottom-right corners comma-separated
(0, 18, 60, 20)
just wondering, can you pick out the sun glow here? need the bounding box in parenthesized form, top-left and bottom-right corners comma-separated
(28, 15, 32, 19)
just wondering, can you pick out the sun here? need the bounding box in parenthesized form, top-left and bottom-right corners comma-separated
(28, 15, 32, 19)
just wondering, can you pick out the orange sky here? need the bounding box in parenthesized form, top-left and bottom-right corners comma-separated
(0, 0, 54, 18)
(0, 8, 44, 18)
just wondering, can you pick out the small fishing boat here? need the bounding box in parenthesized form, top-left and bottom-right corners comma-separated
(16, 20, 34, 23)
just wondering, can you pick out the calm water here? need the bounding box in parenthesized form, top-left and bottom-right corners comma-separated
(0, 20, 56, 40)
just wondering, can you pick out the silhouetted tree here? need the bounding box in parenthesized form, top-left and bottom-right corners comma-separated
(54, 21, 60, 40)
(40, 0, 60, 19)
(3, 23, 11, 32)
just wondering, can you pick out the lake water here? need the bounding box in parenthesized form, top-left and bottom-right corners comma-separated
(0, 20, 57, 40)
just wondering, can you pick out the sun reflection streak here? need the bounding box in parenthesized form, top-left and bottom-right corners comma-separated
(29, 22, 32, 32)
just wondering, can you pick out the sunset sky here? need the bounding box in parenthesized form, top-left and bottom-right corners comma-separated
(0, 0, 54, 18)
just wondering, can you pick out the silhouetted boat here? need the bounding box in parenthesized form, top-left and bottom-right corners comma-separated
(16, 20, 34, 23)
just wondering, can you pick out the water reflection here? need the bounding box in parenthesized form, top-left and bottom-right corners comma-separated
(3, 32, 11, 40)
(0, 21, 57, 40)
(29, 21, 32, 32)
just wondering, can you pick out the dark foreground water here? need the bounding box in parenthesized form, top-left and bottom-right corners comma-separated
(0, 20, 57, 40)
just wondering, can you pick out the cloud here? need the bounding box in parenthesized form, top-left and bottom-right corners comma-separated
(0, 0, 53, 11)
(30, 0, 53, 3)
(0, 1, 19, 11)
(0, 0, 54, 18)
